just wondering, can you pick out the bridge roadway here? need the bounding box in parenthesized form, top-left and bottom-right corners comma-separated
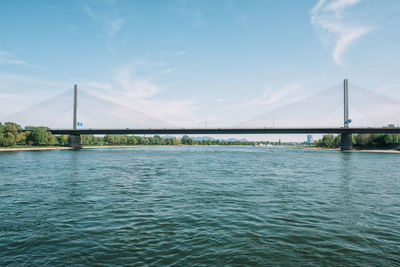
(47, 127, 400, 135)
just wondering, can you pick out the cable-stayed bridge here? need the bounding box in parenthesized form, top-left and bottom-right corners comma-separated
(3, 79, 400, 151)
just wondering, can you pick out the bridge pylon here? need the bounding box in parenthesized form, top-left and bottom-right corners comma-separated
(69, 84, 81, 149)
(340, 79, 353, 151)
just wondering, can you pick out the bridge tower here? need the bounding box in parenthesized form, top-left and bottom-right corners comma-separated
(340, 79, 353, 151)
(69, 84, 82, 148)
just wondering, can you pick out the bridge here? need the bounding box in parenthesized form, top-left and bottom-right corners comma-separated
(49, 127, 400, 136)
(9, 79, 400, 151)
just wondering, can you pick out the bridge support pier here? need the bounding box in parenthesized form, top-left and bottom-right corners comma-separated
(69, 134, 81, 149)
(340, 133, 353, 151)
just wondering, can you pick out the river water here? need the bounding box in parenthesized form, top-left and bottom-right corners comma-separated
(0, 146, 399, 266)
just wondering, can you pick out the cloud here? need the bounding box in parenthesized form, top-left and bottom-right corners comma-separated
(84, 81, 113, 91)
(172, 51, 186, 57)
(0, 67, 200, 127)
(176, 5, 206, 27)
(161, 68, 177, 74)
(83, 4, 125, 37)
(240, 84, 304, 108)
(216, 98, 230, 103)
(310, 0, 370, 65)
(105, 17, 125, 36)
(0, 51, 27, 66)
(0, 50, 42, 68)
(80, 65, 200, 127)
(113, 66, 159, 99)
(0, 72, 69, 90)
(0, 73, 73, 120)
(324, 0, 361, 13)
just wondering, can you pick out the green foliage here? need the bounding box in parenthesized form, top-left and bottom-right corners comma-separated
(0, 122, 23, 147)
(81, 135, 101, 145)
(26, 127, 54, 146)
(355, 134, 372, 146)
(334, 135, 341, 147)
(0, 122, 253, 148)
(57, 135, 70, 146)
(181, 135, 195, 145)
(0, 122, 5, 146)
(317, 133, 400, 149)
(317, 134, 336, 148)
(127, 136, 137, 145)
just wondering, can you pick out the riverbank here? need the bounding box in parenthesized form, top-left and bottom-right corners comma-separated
(2, 145, 400, 153)
(83, 145, 252, 148)
(292, 146, 400, 153)
(0, 146, 73, 152)
(0, 144, 250, 152)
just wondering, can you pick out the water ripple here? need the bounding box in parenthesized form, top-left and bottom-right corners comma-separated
(0, 147, 399, 266)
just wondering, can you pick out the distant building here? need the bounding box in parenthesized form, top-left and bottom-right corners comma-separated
(388, 124, 395, 128)
(307, 135, 314, 145)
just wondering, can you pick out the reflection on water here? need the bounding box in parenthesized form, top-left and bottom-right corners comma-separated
(0, 147, 399, 266)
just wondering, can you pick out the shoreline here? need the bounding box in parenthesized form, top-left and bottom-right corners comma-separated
(0, 147, 74, 152)
(82, 145, 251, 148)
(0, 145, 250, 152)
(1, 145, 400, 153)
(292, 146, 400, 153)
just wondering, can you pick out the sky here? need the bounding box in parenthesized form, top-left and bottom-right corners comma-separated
(1, 0, 400, 141)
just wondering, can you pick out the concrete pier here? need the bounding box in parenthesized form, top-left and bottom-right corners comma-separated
(69, 84, 81, 149)
(340, 133, 353, 151)
(69, 134, 81, 149)
(341, 79, 353, 151)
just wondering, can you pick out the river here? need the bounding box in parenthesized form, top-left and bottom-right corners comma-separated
(0, 146, 399, 266)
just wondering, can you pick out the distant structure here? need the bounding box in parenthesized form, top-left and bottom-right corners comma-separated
(307, 135, 314, 145)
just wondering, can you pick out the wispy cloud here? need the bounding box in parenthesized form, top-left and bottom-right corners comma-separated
(84, 81, 113, 91)
(176, 5, 206, 27)
(83, 3, 125, 37)
(0, 51, 28, 66)
(216, 98, 230, 103)
(310, 0, 370, 65)
(0, 50, 43, 68)
(240, 84, 304, 108)
(172, 51, 186, 57)
(83, 65, 200, 126)
(0, 72, 69, 90)
(113, 66, 159, 99)
(161, 68, 177, 74)
(0, 73, 71, 119)
(105, 17, 125, 36)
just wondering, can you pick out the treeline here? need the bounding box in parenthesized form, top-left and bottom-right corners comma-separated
(315, 134, 400, 149)
(0, 122, 254, 147)
(0, 122, 67, 147)
(81, 134, 253, 146)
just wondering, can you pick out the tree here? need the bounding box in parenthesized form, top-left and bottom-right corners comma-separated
(3, 122, 23, 146)
(334, 135, 341, 147)
(152, 135, 162, 145)
(127, 136, 138, 145)
(172, 137, 180, 145)
(119, 135, 128, 145)
(319, 134, 335, 148)
(371, 134, 386, 147)
(354, 134, 372, 147)
(181, 135, 195, 145)
(47, 132, 57, 145)
(57, 135, 70, 146)
(104, 135, 120, 145)
(81, 135, 96, 145)
(26, 127, 49, 145)
(0, 122, 5, 146)
(383, 134, 399, 146)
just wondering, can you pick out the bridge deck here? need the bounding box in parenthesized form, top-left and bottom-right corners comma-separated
(42, 128, 400, 135)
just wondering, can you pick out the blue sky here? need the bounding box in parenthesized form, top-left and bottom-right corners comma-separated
(1, 0, 400, 139)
